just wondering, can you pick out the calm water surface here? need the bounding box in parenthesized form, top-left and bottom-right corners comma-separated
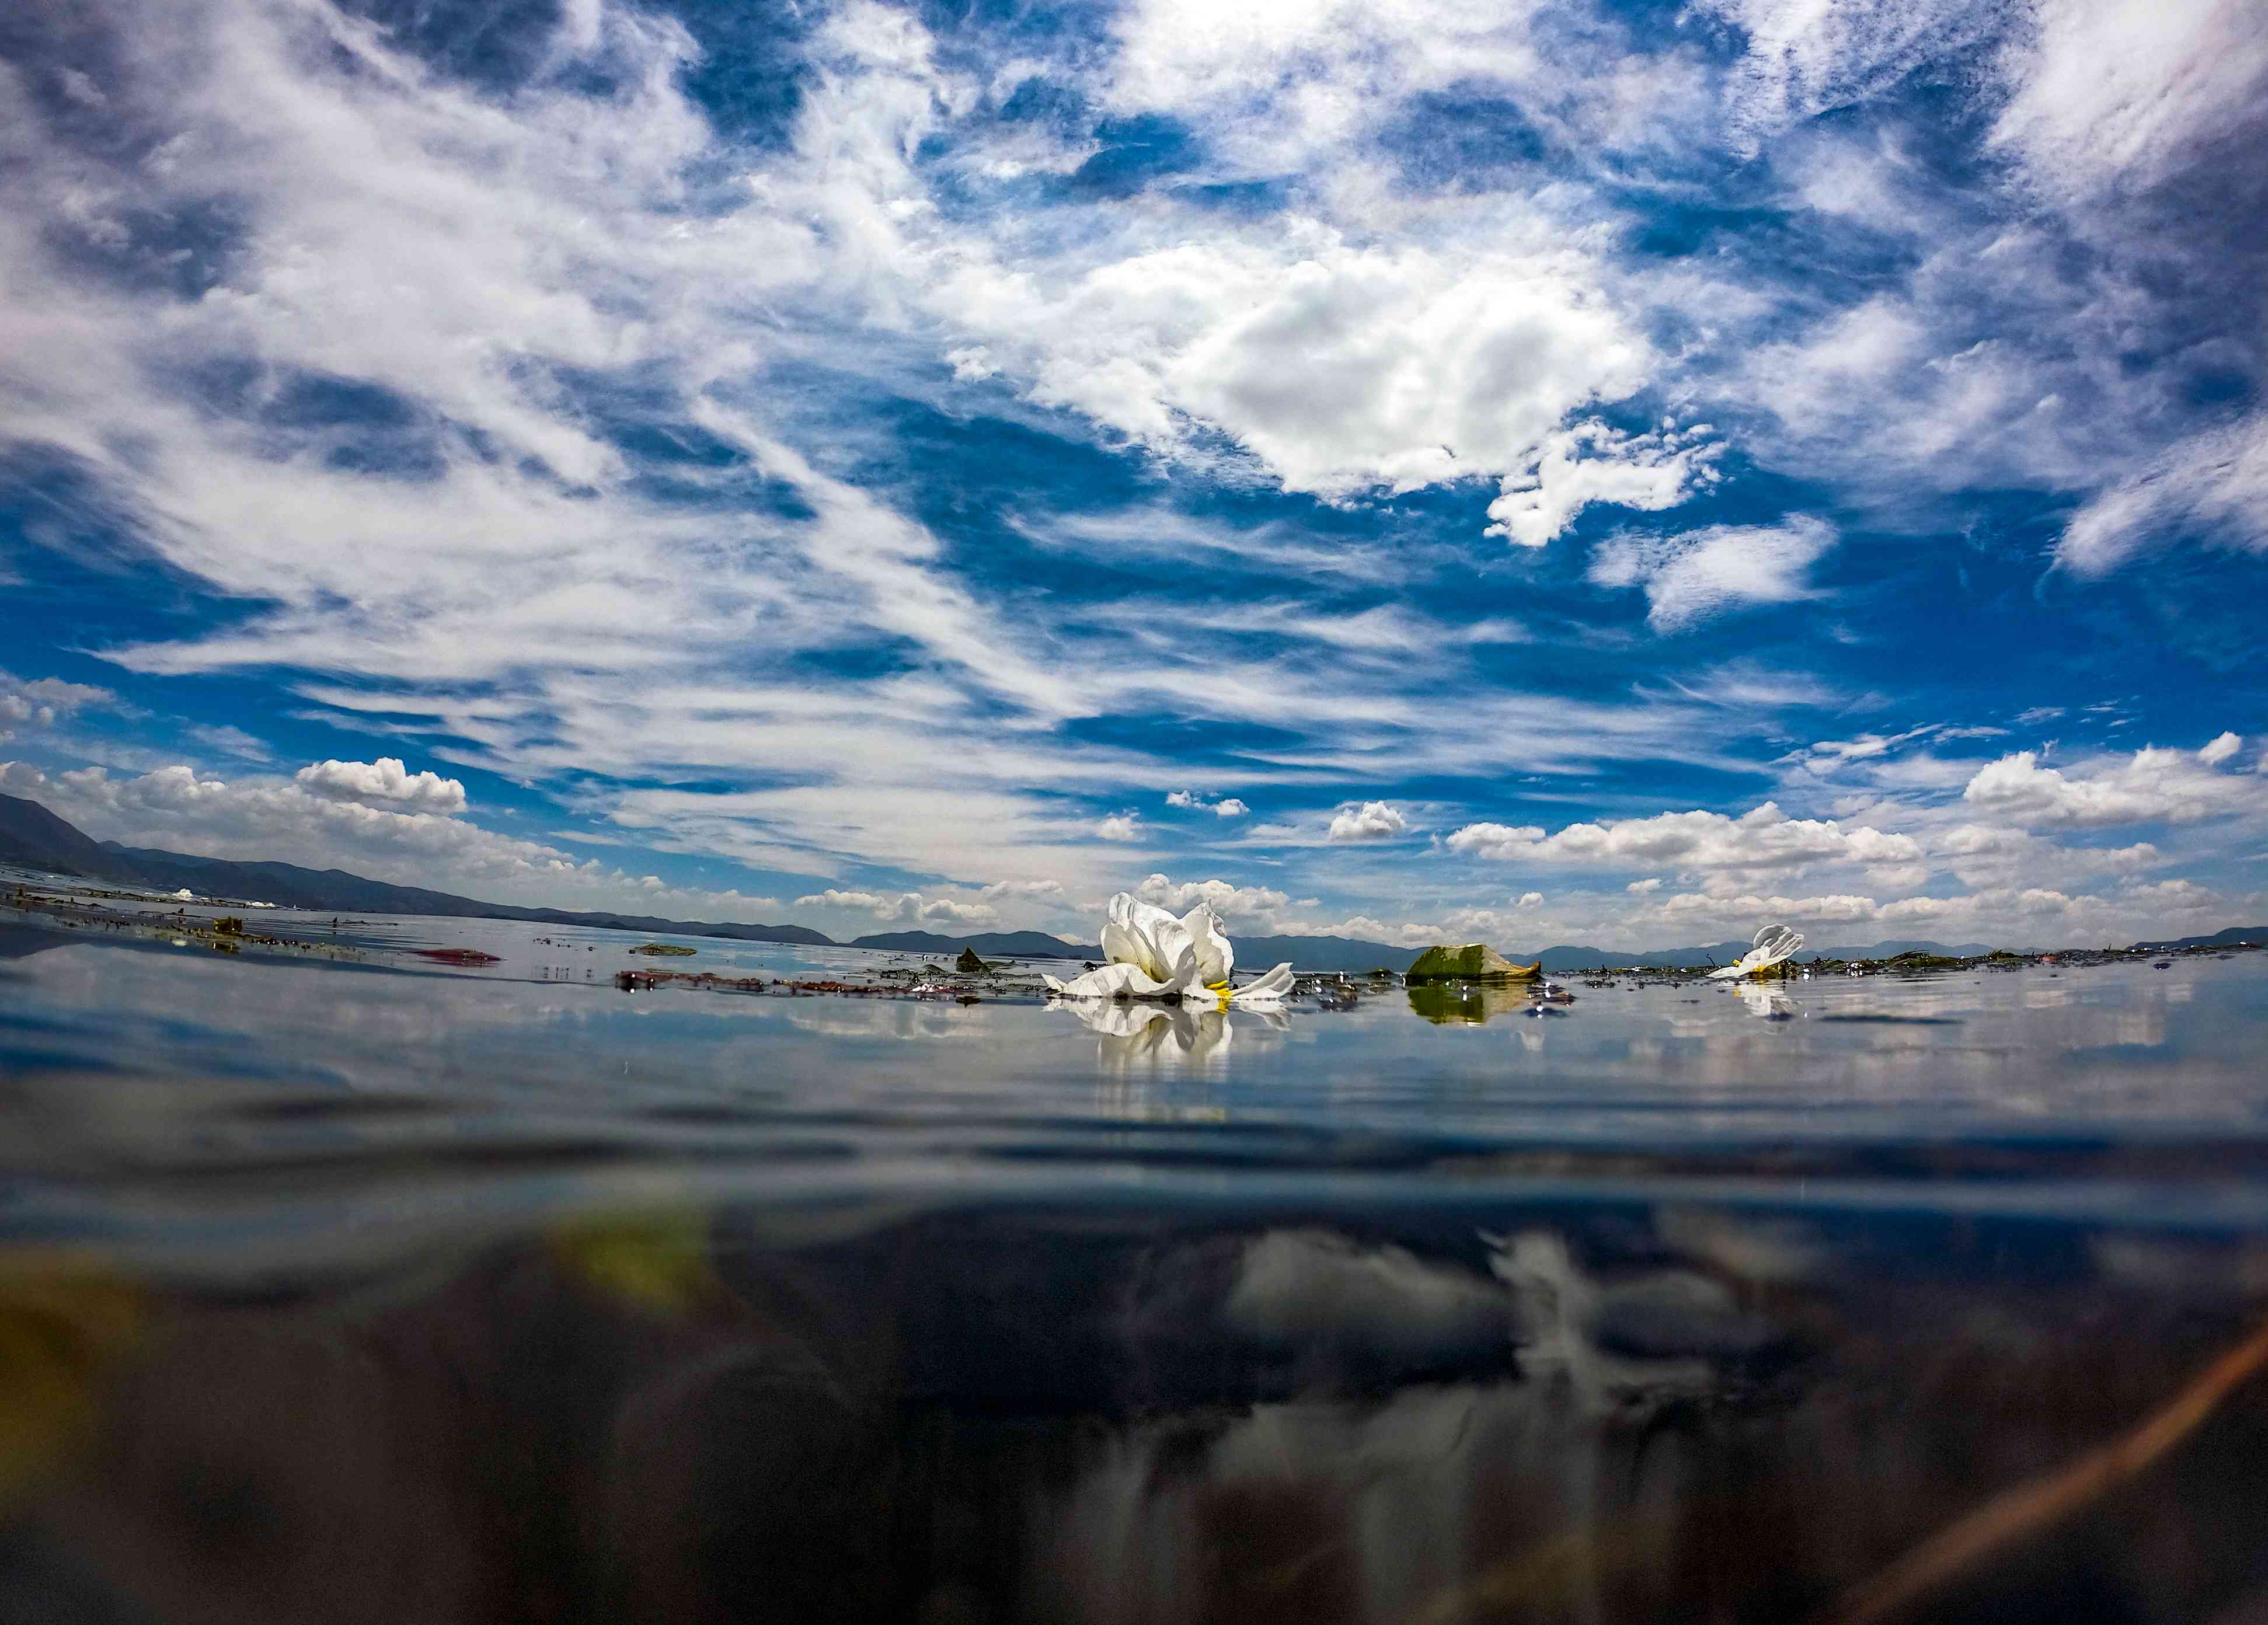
(5, 905, 2268, 1623)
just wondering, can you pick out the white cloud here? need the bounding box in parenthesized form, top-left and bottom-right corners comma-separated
(1327, 800, 1408, 842)
(941, 227, 1657, 510)
(1962, 741, 2254, 828)
(796, 889, 893, 912)
(980, 877, 1066, 899)
(2121, 878, 2222, 915)
(57, 67, 108, 108)
(1167, 789, 1249, 817)
(1133, 873, 1292, 929)
(1448, 801, 1918, 877)
(2200, 732, 2243, 766)
(1517, 891, 1543, 907)
(791, 887, 1000, 925)
(1096, 812, 1144, 842)
(1626, 877, 1661, 894)
(2099, 842, 2163, 871)
(1655, 890, 1883, 925)
(1587, 517, 1837, 631)
(1445, 822, 1546, 859)
(294, 756, 468, 814)
(1797, 725, 1934, 766)
(1486, 420, 1718, 548)
(1288, 914, 1444, 949)
(911, 896, 998, 923)
(185, 724, 277, 764)
(1990, 0, 2268, 198)
(1863, 864, 1931, 891)
(0, 669, 115, 731)
(1699, 0, 1996, 151)
(2055, 417, 2268, 575)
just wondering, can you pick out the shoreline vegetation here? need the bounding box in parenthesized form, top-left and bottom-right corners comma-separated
(6, 874, 2256, 1012)
(11, 791, 2260, 977)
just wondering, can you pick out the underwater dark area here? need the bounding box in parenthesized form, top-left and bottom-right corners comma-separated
(4, 898, 2268, 1623)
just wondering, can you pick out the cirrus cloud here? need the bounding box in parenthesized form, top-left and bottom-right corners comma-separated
(1588, 517, 1838, 632)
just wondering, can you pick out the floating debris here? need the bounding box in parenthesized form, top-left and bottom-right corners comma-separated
(415, 948, 503, 966)
(628, 942, 697, 957)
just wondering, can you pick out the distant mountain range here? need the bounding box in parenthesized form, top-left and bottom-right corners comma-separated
(5, 790, 2257, 971)
(2, 793, 832, 946)
(2135, 925, 2265, 951)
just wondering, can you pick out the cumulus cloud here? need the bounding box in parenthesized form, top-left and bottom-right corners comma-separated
(1486, 421, 1719, 549)
(1133, 873, 1292, 928)
(0, 669, 114, 733)
(1327, 801, 1409, 842)
(1962, 740, 2254, 828)
(1517, 891, 1543, 907)
(1096, 812, 1144, 842)
(1448, 801, 1917, 877)
(1293, 914, 1444, 949)
(791, 888, 999, 925)
(1167, 790, 1249, 817)
(1587, 518, 1837, 631)
(795, 889, 893, 912)
(1621, 872, 2249, 946)
(980, 877, 1066, 900)
(2120, 877, 2222, 914)
(1655, 890, 1883, 925)
(294, 756, 468, 814)
(942, 229, 1657, 509)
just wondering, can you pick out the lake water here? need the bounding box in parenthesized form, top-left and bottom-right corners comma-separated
(5, 896, 2268, 1623)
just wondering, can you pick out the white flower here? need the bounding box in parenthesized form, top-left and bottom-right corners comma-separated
(1706, 923, 1804, 980)
(1044, 892, 1295, 1006)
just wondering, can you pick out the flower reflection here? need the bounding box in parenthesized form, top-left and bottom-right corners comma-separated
(1733, 982, 1801, 1020)
(1052, 996, 1288, 1070)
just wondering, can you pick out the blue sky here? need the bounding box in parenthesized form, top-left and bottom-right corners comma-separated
(2, 0, 2264, 949)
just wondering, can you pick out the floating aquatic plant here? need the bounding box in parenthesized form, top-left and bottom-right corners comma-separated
(1708, 924, 1804, 980)
(1043, 893, 1292, 1006)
